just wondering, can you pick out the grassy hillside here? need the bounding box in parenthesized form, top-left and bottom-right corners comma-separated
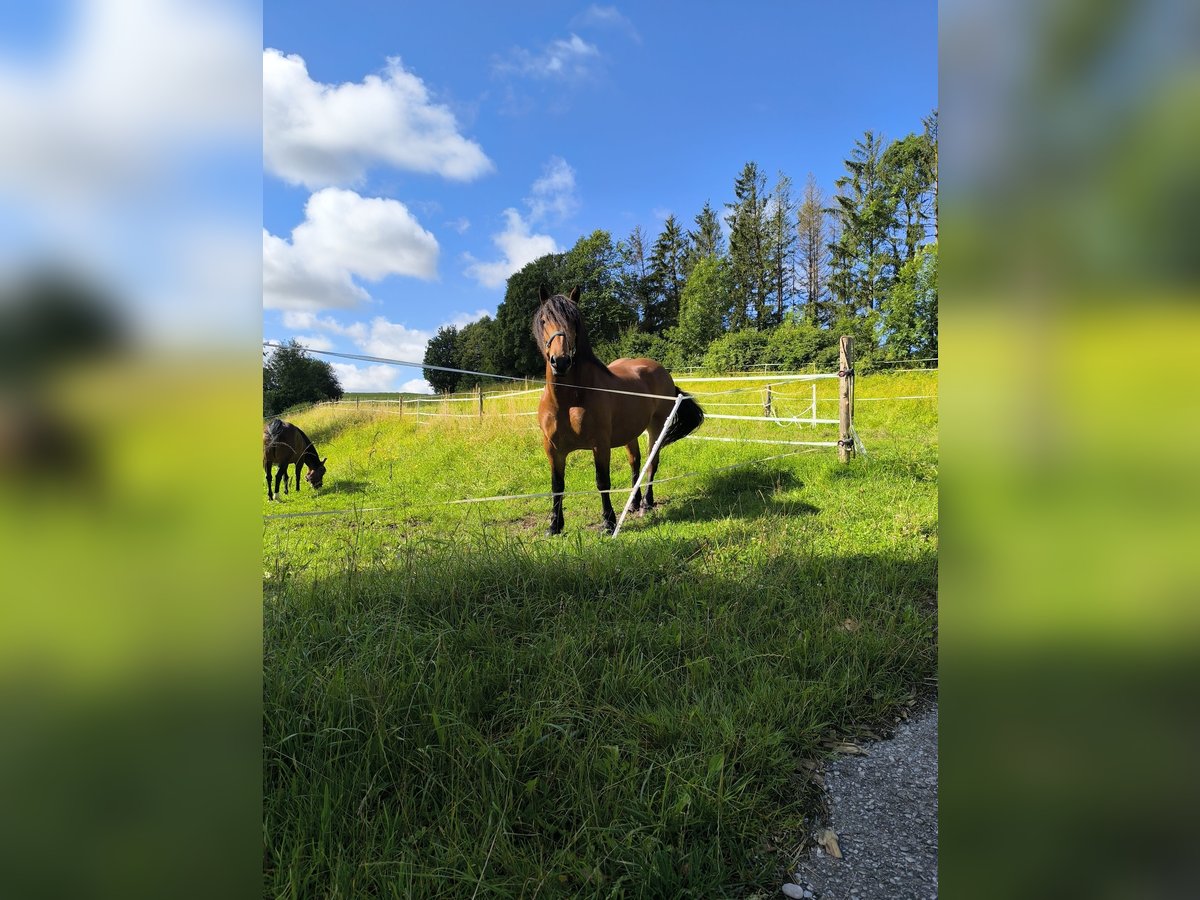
(263, 371, 938, 898)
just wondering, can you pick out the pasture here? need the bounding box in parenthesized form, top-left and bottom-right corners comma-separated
(263, 370, 938, 898)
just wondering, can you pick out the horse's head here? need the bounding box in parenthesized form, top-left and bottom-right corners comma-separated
(533, 285, 583, 376)
(306, 456, 328, 489)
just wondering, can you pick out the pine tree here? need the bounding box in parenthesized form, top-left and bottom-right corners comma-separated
(923, 109, 938, 243)
(796, 173, 830, 327)
(881, 130, 937, 270)
(646, 215, 687, 332)
(766, 171, 797, 327)
(618, 226, 654, 326)
(685, 200, 725, 277)
(725, 162, 771, 328)
(831, 131, 896, 315)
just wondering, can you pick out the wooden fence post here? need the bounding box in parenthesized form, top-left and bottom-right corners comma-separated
(398, 396, 404, 418)
(763, 385, 773, 418)
(838, 335, 855, 463)
(811, 381, 818, 426)
(477, 384, 484, 418)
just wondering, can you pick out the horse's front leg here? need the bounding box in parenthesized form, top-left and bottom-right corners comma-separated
(275, 466, 286, 497)
(643, 427, 662, 511)
(546, 447, 566, 536)
(594, 446, 617, 534)
(294, 461, 302, 492)
(265, 463, 274, 500)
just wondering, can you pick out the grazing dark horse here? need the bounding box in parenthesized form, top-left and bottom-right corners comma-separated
(263, 418, 327, 500)
(533, 286, 703, 535)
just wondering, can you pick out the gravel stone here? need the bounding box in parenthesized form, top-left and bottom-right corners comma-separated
(793, 703, 938, 899)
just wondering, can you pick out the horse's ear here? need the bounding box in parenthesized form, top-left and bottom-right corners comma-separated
(567, 285, 580, 304)
(321, 457, 328, 465)
(538, 285, 550, 303)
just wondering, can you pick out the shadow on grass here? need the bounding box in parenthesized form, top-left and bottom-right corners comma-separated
(263, 536, 937, 898)
(321, 479, 369, 496)
(658, 466, 819, 524)
(305, 415, 390, 447)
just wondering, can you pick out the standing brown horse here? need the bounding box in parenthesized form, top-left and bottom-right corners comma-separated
(533, 286, 703, 535)
(263, 418, 327, 500)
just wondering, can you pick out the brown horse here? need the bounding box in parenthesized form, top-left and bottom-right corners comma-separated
(533, 286, 703, 535)
(263, 418, 327, 500)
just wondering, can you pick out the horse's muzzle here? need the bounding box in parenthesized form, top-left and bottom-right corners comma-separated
(549, 355, 573, 375)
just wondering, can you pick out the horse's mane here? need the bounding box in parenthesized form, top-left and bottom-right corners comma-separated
(531, 293, 600, 364)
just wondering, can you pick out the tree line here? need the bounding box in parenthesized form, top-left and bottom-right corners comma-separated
(418, 111, 938, 393)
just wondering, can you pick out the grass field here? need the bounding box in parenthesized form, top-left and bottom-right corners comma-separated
(263, 370, 938, 898)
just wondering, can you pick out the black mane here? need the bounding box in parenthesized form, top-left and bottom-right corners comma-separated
(531, 293, 600, 363)
(292, 423, 321, 468)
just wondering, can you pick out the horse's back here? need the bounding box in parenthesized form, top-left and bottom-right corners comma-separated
(263, 418, 301, 463)
(607, 358, 677, 398)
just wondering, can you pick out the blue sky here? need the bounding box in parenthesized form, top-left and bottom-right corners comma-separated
(263, 2, 937, 392)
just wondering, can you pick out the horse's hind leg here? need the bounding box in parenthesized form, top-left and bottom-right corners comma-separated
(625, 440, 644, 514)
(265, 462, 274, 500)
(275, 466, 286, 497)
(594, 447, 617, 534)
(295, 461, 302, 492)
(643, 424, 664, 510)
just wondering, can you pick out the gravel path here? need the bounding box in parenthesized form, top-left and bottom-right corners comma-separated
(785, 703, 938, 900)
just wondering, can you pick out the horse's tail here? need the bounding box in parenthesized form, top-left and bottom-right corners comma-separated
(661, 389, 704, 446)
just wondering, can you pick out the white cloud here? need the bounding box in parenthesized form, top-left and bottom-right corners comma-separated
(401, 378, 435, 395)
(0, 0, 258, 209)
(447, 217, 471, 234)
(264, 49, 493, 189)
(330, 362, 402, 393)
(283, 312, 483, 396)
(652, 206, 672, 221)
(463, 208, 559, 289)
(280, 311, 368, 341)
(572, 6, 642, 43)
(361, 317, 434, 363)
(495, 33, 602, 81)
(527, 156, 579, 223)
(461, 156, 578, 289)
(446, 308, 493, 328)
(263, 187, 439, 311)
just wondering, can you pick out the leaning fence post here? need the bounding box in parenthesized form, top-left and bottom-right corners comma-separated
(613, 393, 685, 538)
(838, 335, 855, 463)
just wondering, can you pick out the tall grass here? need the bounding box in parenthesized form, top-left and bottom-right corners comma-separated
(263, 371, 937, 897)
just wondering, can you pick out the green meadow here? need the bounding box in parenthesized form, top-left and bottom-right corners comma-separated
(263, 370, 938, 898)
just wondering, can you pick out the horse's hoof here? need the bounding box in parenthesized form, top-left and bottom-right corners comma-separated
(546, 525, 563, 537)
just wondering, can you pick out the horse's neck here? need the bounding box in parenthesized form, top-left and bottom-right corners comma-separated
(546, 357, 608, 407)
(293, 429, 318, 465)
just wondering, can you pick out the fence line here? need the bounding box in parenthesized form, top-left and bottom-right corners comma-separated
(263, 445, 823, 522)
(706, 413, 840, 425)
